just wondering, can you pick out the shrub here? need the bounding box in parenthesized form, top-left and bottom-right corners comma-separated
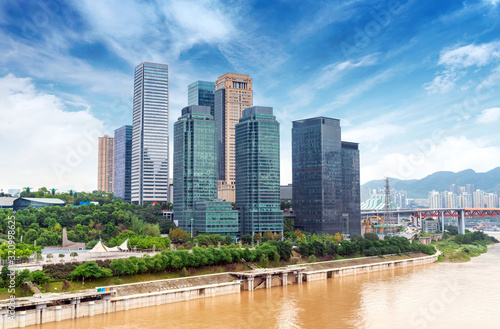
(307, 255, 317, 263)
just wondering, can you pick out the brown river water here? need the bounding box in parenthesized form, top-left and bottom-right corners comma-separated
(31, 232, 500, 329)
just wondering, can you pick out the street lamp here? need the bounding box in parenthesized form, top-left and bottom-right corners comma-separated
(190, 218, 194, 238)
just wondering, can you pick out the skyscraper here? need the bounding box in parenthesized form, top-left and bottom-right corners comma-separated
(98, 135, 114, 193)
(214, 73, 253, 203)
(113, 125, 132, 203)
(173, 105, 217, 231)
(131, 62, 169, 205)
(188, 81, 215, 117)
(292, 117, 361, 236)
(235, 106, 283, 235)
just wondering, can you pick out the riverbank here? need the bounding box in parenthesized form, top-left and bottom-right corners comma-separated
(433, 232, 497, 263)
(0, 251, 438, 328)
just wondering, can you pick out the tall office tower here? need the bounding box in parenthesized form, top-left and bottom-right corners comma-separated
(214, 73, 253, 203)
(235, 106, 283, 235)
(131, 62, 169, 205)
(98, 135, 114, 193)
(113, 125, 132, 203)
(292, 117, 361, 236)
(188, 81, 215, 117)
(173, 105, 217, 231)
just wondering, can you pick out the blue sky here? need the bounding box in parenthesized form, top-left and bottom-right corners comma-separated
(1, 0, 500, 192)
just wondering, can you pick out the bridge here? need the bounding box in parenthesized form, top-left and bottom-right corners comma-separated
(361, 208, 500, 234)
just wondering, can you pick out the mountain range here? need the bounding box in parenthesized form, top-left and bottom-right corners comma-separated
(362, 168, 500, 199)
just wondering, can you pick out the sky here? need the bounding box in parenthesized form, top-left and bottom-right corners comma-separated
(1, 0, 500, 192)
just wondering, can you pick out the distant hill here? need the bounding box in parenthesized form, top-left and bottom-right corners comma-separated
(362, 168, 500, 198)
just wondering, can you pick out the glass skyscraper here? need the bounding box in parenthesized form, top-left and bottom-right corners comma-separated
(194, 200, 239, 237)
(113, 125, 132, 203)
(188, 81, 215, 117)
(235, 106, 283, 235)
(131, 62, 169, 205)
(173, 105, 217, 231)
(292, 117, 361, 236)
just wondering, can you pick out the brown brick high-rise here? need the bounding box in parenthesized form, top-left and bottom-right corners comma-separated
(214, 73, 253, 203)
(98, 135, 114, 193)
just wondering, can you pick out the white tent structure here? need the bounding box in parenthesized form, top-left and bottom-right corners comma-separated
(89, 238, 129, 253)
(118, 238, 129, 251)
(89, 239, 108, 253)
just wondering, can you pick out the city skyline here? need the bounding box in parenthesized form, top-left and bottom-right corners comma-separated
(1, 1, 500, 191)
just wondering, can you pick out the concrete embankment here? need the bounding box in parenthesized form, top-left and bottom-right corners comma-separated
(0, 252, 438, 328)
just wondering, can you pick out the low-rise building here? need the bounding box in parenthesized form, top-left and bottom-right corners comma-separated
(194, 200, 239, 237)
(13, 197, 66, 211)
(423, 219, 439, 233)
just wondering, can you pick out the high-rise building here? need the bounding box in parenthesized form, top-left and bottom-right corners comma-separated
(214, 73, 253, 203)
(235, 106, 283, 235)
(113, 125, 132, 203)
(188, 81, 215, 117)
(98, 135, 114, 193)
(173, 105, 217, 231)
(131, 62, 169, 205)
(292, 117, 361, 236)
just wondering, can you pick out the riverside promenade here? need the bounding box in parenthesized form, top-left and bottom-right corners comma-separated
(0, 251, 438, 328)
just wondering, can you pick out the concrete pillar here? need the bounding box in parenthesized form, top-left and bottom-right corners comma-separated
(1, 312, 6, 329)
(282, 273, 288, 286)
(266, 275, 272, 289)
(248, 277, 254, 291)
(35, 304, 46, 324)
(75, 300, 80, 318)
(441, 212, 445, 232)
(70, 300, 77, 319)
(124, 298, 130, 311)
(18, 311, 26, 328)
(297, 272, 303, 284)
(41, 308, 47, 324)
(55, 306, 62, 322)
(459, 210, 465, 234)
(89, 301, 95, 316)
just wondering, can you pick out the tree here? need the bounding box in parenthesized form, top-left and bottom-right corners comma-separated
(1, 266, 10, 287)
(58, 253, 65, 258)
(308, 255, 317, 263)
(70, 252, 78, 259)
(46, 254, 54, 261)
(240, 234, 252, 245)
(364, 232, 379, 241)
(16, 269, 31, 287)
(258, 254, 269, 268)
(169, 228, 189, 242)
(70, 262, 109, 280)
(224, 235, 233, 245)
(254, 233, 262, 243)
(30, 271, 50, 285)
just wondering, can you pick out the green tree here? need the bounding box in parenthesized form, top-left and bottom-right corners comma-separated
(30, 271, 50, 285)
(70, 262, 108, 280)
(240, 234, 252, 245)
(258, 254, 269, 268)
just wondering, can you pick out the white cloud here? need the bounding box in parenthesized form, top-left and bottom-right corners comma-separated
(476, 107, 500, 124)
(360, 136, 500, 183)
(483, 0, 499, 6)
(0, 74, 105, 191)
(426, 41, 500, 94)
(438, 42, 500, 68)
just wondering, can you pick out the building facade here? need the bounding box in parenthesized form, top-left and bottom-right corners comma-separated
(194, 200, 239, 237)
(173, 105, 218, 231)
(113, 125, 132, 203)
(235, 106, 283, 235)
(188, 81, 215, 117)
(214, 73, 253, 203)
(292, 117, 361, 236)
(131, 62, 169, 205)
(98, 135, 114, 193)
